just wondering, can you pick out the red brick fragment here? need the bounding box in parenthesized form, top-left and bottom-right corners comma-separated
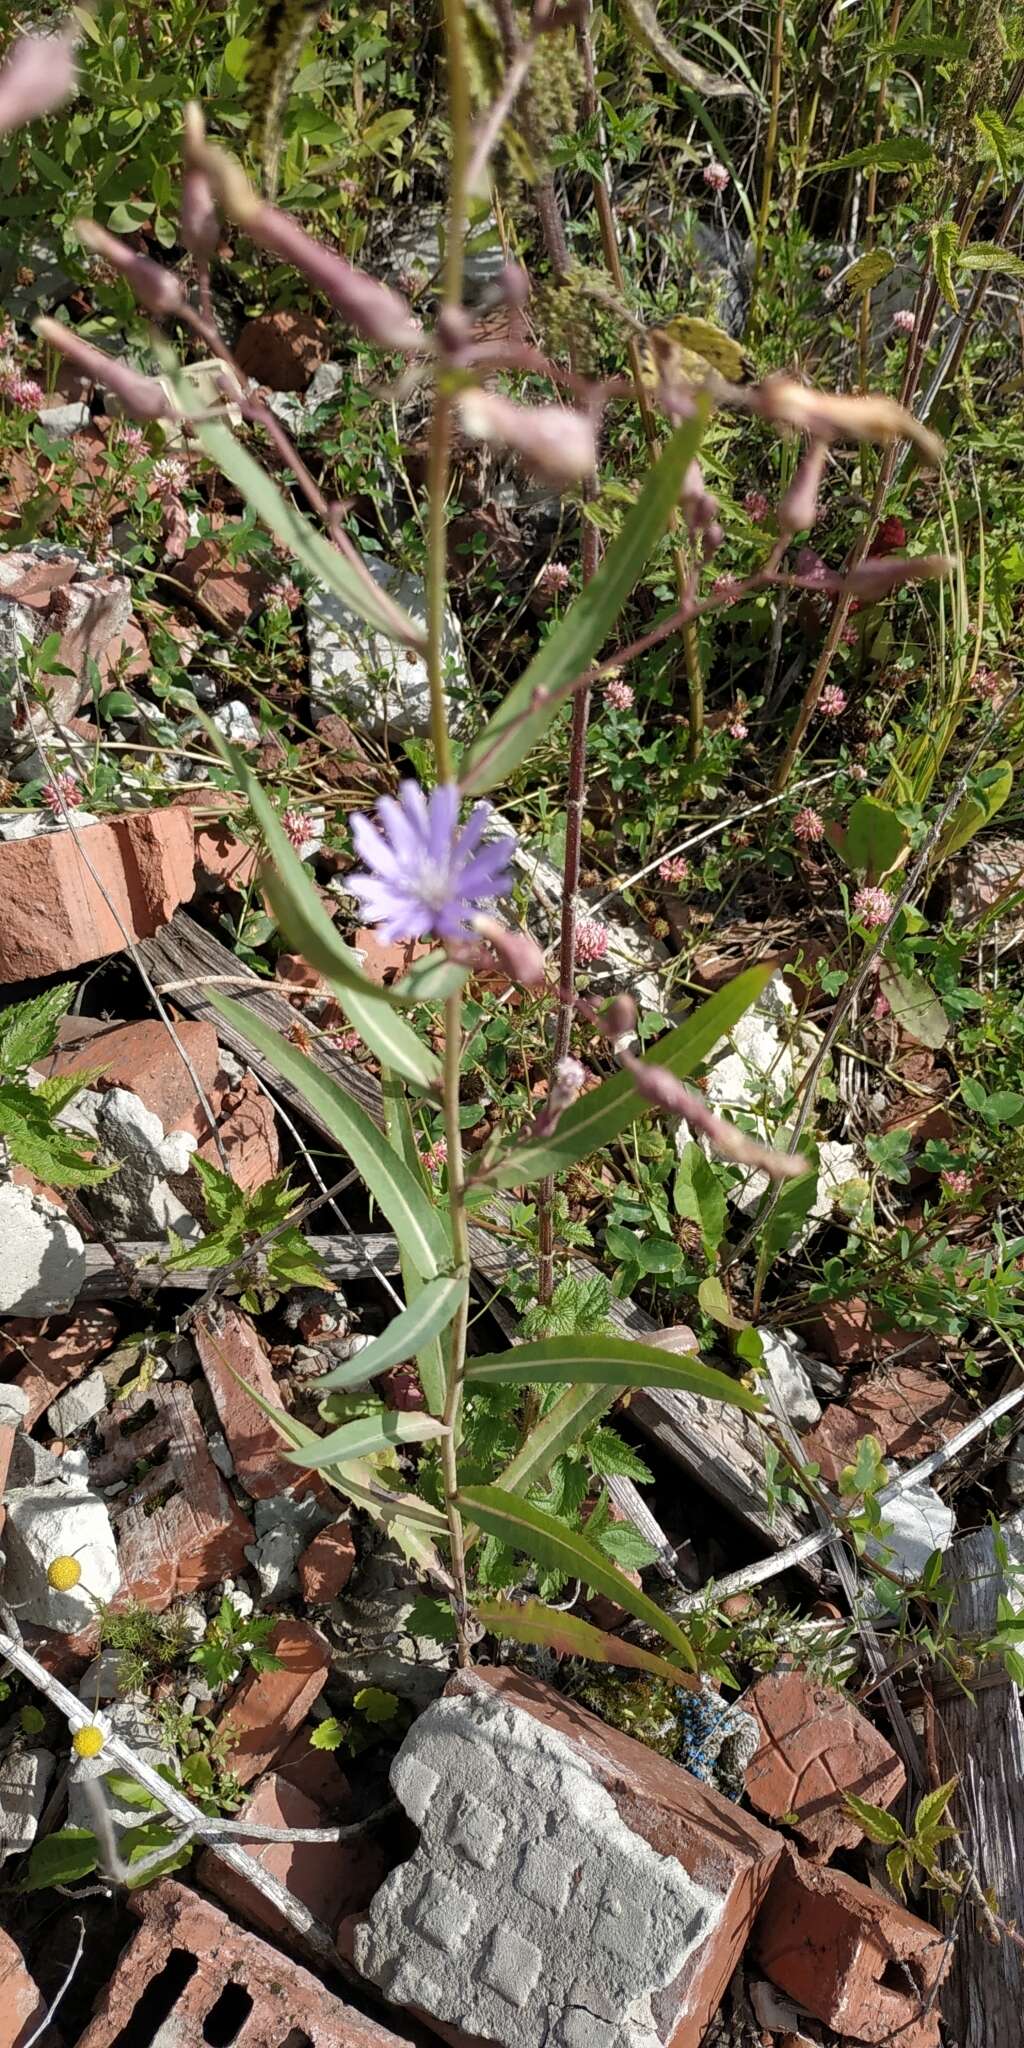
(73, 1880, 415, 2048)
(198, 1769, 353, 1939)
(442, 1667, 783, 2048)
(741, 1669, 905, 1859)
(235, 309, 332, 391)
(194, 1305, 305, 1500)
(803, 1363, 970, 1484)
(299, 1515, 357, 1601)
(0, 1925, 48, 2048)
(803, 1297, 940, 1369)
(5, 1305, 119, 1427)
(90, 1381, 253, 1611)
(754, 1846, 949, 2048)
(220, 1618, 330, 1785)
(0, 810, 195, 982)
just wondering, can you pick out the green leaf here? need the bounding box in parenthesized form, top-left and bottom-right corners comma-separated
(318, 1272, 466, 1390)
(913, 1778, 958, 1837)
(393, 950, 470, 1003)
(0, 981, 74, 1074)
(492, 1385, 618, 1498)
(930, 220, 960, 311)
(934, 760, 1013, 862)
(205, 725, 439, 1093)
(886, 1844, 910, 1896)
(845, 1794, 904, 1846)
(974, 108, 1024, 181)
(120, 1821, 194, 1888)
(877, 32, 969, 60)
(980, 1088, 1024, 1125)
(157, 348, 422, 647)
(816, 136, 933, 174)
(209, 995, 451, 1283)
(460, 404, 710, 795)
(489, 965, 774, 1189)
(456, 1485, 697, 1666)
(464, 1333, 761, 1410)
(0, 1079, 115, 1189)
(20, 1827, 98, 1890)
(959, 243, 1024, 279)
(878, 965, 949, 1050)
(697, 1274, 748, 1331)
(836, 795, 910, 881)
(474, 1598, 697, 1685)
(757, 1161, 820, 1265)
(354, 1685, 400, 1723)
(309, 1717, 347, 1750)
(674, 1141, 727, 1258)
(381, 1069, 447, 1416)
(842, 249, 895, 297)
(102, 1771, 164, 1811)
(285, 1408, 449, 1469)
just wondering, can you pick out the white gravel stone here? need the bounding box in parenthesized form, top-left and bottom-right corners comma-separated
(355, 1686, 723, 2048)
(3, 1486, 121, 1631)
(212, 698, 261, 748)
(754, 1329, 821, 1429)
(46, 1367, 108, 1440)
(870, 1475, 955, 1585)
(307, 562, 470, 739)
(0, 1183, 85, 1316)
(0, 1747, 55, 1863)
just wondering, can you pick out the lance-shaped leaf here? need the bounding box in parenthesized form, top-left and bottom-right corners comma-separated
(209, 995, 451, 1283)
(319, 1272, 466, 1390)
(460, 404, 709, 796)
(464, 1333, 762, 1411)
(474, 1599, 698, 1689)
(158, 347, 422, 648)
(205, 724, 440, 1093)
(491, 1385, 616, 1498)
(381, 1070, 447, 1416)
(455, 1485, 696, 1666)
(486, 964, 774, 1189)
(285, 1409, 448, 1468)
(618, 0, 752, 98)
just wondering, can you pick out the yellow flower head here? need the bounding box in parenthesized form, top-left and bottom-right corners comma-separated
(72, 1724, 105, 1760)
(47, 1555, 81, 1592)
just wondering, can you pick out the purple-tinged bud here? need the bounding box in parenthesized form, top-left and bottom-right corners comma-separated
(498, 263, 531, 309)
(778, 439, 828, 535)
(245, 204, 422, 352)
(182, 103, 256, 225)
(458, 389, 596, 486)
(76, 220, 183, 320)
(702, 520, 724, 560)
(753, 374, 943, 469)
(680, 458, 718, 536)
(0, 29, 76, 137)
(844, 552, 951, 598)
(596, 993, 637, 1039)
(532, 1053, 588, 1137)
(436, 304, 473, 355)
(473, 915, 547, 989)
(621, 1051, 806, 1178)
(181, 166, 219, 261)
(34, 318, 169, 422)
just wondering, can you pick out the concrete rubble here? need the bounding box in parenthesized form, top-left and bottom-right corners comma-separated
(307, 561, 470, 739)
(3, 1480, 121, 1630)
(0, 1184, 86, 1318)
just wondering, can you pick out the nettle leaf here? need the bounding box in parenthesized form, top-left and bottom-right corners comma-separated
(842, 249, 895, 297)
(974, 108, 1024, 181)
(461, 404, 710, 796)
(845, 1794, 904, 1846)
(617, 0, 752, 98)
(456, 1485, 697, 1668)
(930, 219, 961, 311)
(0, 980, 75, 1074)
(959, 243, 1024, 280)
(0, 1080, 115, 1188)
(816, 135, 933, 174)
(474, 1598, 694, 1684)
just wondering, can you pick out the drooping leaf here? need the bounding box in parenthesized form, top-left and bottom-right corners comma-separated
(974, 108, 1024, 181)
(381, 1069, 447, 1416)
(617, 0, 752, 98)
(460, 405, 709, 796)
(464, 1333, 761, 1411)
(487, 965, 774, 1189)
(205, 725, 440, 1093)
(286, 1408, 448, 1468)
(844, 1794, 905, 1846)
(455, 1484, 697, 1665)
(474, 1598, 698, 1687)
(816, 136, 933, 174)
(0, 1079, 116, 1188)
(318, 1272, 466, 1390)
(697, 1274, 748, 1331)
(842, 249, 895, 297)
(209, 996, 451, 1284)
(158, 348, 422, 646)
(878, 965, 949, 1049)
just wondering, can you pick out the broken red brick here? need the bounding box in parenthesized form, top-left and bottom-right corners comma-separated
(0, 810, 195, 982)
(299, 1516, 357, 1602)
(197, 1770, 353, 1940)
(353, 928, 429, 987)
(5, 1305, 119, 1427)
(278, 1727, 352, 1811)
(44, 1017, 220, 1139)
(176, 539, 270, 631)
(197, 1068, 279, 1192)
(755, 1848, 948, 2047)
(235, 309, 332, 391)
(803, 1298, 940, 1370)
(194, 1305, 308, 1500)
(220, 1618, 331, 1785)
(803, 1364, 971, 1485)
(741, 1669, 905, 1859)
(90, 1381, 253, 1611)
(800, 1405, 871, 1487)
(440, 1667, 784, 2048)
(73, 1880, 415, 2048)
(194, 819, 260, 893)
(0, 1925, 48, 2048)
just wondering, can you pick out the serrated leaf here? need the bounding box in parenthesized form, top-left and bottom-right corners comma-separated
(464, 1333, 761, 1410)
(974, 108, 1024, 181)
(0, 980, 74, 1074)
(845, 1793, 904, 1845)
(816, 136, 933, 174)
(887, 1843, 910, 1895)
(317, 1272, 466, 1390)
(309, 1717, 347, 1749)
(842, 249, 895, 297)
(930, 220, 960, 312)
(959, 243, 1024, 279)
(913, 1777, 958, 1836)
(461, 405, 709, 796)
(456, 1485, 697, 1666)
(0, 1081, 114, 1188)
(285, 1407, 448, 1468)
(475, 1598, 696, 1685)
(488, 965, 774, 1189)
(20, 1827, 98, 1890)
(205, 724, 440, 1093)
(209, 995, 451, 1283)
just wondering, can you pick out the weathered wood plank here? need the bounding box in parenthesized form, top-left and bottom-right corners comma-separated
(78, 1235, 403, 1298)
(137, 911, 808, 1556)
(939, 1511, 1024, 2047)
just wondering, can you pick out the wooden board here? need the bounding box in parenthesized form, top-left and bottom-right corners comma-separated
(139, 911, 809, 1556)
(939, 1511, 1024, 2047)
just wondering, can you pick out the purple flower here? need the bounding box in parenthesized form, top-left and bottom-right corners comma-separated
(348, 782, 513, 943)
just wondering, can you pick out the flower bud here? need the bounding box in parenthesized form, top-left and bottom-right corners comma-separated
(621, 1052, 806, 1178)
(34, 318, 170, 422)
(182, 102, 258, 224)
(843, 552, 951, 599)
(596, 993, 637, 1039)
(458, 390, 596, 486)
(0, 29, 77, 137)
(76, 219, 183, 320)
(778, 439, 828, 535)
(680, 458, 718, 536)
(181, 166, 219, 261)
(753, 375, 943, 469)
(245, 205, 422, 352)
(532, 1054, 588, 1137)
(473, 915, 547, 989)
